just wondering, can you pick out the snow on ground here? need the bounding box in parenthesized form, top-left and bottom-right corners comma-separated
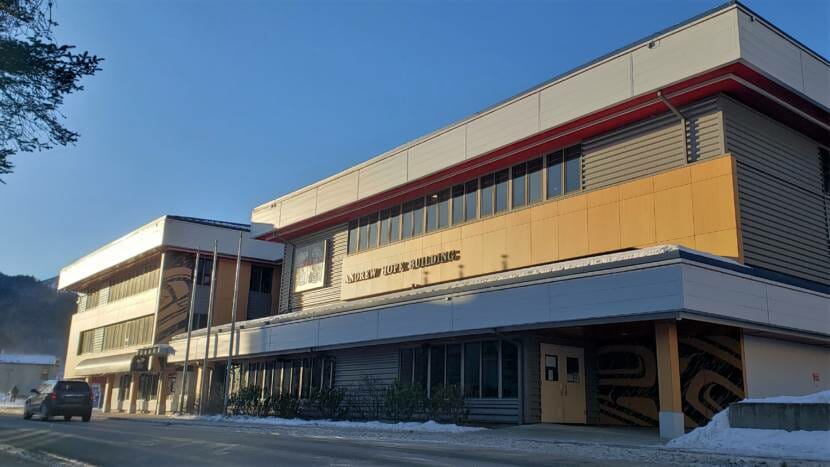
(0, 394, 24, 409)
(171, 414, 487, 433)
(668, 391, 830, 461)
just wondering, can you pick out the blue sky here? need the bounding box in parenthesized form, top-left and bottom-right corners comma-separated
(1, 0, 828, 280)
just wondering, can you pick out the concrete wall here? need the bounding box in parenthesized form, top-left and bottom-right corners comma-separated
(743, 335, 830, 398)
(0, 363, 57, 394)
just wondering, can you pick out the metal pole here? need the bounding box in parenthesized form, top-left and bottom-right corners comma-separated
(198, 241, 219, 415)
(222, 232, 243, 415)
(177, 249, 201, 414)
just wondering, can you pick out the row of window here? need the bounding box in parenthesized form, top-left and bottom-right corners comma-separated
(348, 145, 582, 254)
(399, 339, 519, 399)
(230, 357, 335, 400)
(77, 315, 154, 355)
(195, 258, 274, 295)
(83, 261, 160, 311)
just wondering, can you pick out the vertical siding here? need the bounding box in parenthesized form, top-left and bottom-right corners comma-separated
(522, 335, 541, 423)
(722, 97, 830, 284)
(582, 98, 723, 190)
(278, 224, 348, 313)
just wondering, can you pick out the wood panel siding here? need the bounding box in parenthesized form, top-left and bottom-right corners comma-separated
(278, 224, 348, 313)
(722, 97, 830, 284)
(582, 98, 724, 190)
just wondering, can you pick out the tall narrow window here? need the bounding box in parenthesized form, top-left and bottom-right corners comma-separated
(501, 341, 519, 398)
(379, 209, 390, 246)
(451, 184, 465, 225)
(482, 341, 499, 398)
(412, 198, 425, 236)
(430, 346, 445, 392)
(446, 344, 462, 386)
(495, 169, 509, 213)
(512, 163, 526, 208)
(367, 212, 379, 248)
(547, 151, 563, 198)
(437, 189, 450, 229)
(426, 192, 439, 233)
(358, 216, 369, 251)
(465, 180, 478, 221)
(527, 157, 543, 204)
(401, 201, 414, 239)
(389, 205, 401, 242)
(413, 348, 428, 389)
(480, 174, 494, 217)
(565, 145, 581, 193)
(463, 342, 481, 398)
(399, 349, 413, 385)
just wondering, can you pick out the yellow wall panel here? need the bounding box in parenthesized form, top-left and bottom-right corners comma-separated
(558, 210, 589, 260)
(654, 185, 695, 242)
(620, 195, 656, 247)
(339, 155, 741, 300)
(692, 175, 738, 234)
(588, 204, 621, 253)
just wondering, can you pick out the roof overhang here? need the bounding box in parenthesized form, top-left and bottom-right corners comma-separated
(74, 353, 137, 377)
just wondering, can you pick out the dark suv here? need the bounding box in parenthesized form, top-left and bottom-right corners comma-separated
(23, 380, 93, 422)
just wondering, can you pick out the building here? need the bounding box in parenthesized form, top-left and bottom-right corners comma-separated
(171, 2, 824, 439)
(58, 215, 283, 414)
(0, 354, 59, 399)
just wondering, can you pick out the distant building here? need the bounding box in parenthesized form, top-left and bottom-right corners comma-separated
(166, 1, 829, 440)
(57, 215, 283, 415)
(0, 354, 59, 397)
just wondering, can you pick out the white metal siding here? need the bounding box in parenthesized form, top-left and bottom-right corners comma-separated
(279, 189, 318, 227)
(278, 224, 349, 313)
(315, 172, 359, 214)
(738, 10, 805, 95)
(408, 126, 466, 181)
(357, 150, 409, 199)
(466, 93, 540, 158)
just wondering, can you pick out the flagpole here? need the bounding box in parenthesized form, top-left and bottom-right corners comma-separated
(198, 240, 219, 415)
(223, 232, 243, 415)
(178, 248, 200, 414)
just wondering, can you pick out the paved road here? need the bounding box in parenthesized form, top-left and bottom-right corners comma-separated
(0, 413, 649, 467)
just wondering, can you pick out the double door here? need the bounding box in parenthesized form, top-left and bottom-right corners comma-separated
(540, 343, 586, 424)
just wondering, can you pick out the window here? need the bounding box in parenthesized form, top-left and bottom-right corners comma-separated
(547, 152, 563, 198)
(367, 213, 379, 248)
(426, 192, 439, 233)
(544, 355, 558, 381)
(512, 163, 526, 208)
(399, 348, 413, 384)
(413, 347, 428, 389)
(412, 198, 425, 236)
(196, 258, 213, 286)
(494, 169, 509, 213)
(430, 346, 445, 392)
(451, 185, 465, 225)
(401, 201, 414, 239)
(463, 342, 480, 397)
(379, 209, 390, 246)
(501, 341, 518, 398)
(249, 265, 273, 294)
(480, 174, 494, 217)
(566, 356, 580, 383)
(481, 341, 500, 397)
(357, 216, 370, 251)
(527, 157, 543, 204)
(464, 180, 478, 222)
(389, 205, 401, 242)
(565, 145, 581, 193)
(139, 374, 159, 400)
(347, 220, 359, 254)
(446, 344, 461, 386)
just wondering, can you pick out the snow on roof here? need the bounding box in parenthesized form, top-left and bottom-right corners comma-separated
(0, 354, 58, 365)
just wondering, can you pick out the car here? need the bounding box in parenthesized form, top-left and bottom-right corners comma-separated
(23, 380, 93, 422)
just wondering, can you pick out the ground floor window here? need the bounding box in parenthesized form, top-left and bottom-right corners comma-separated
(138, 374, 159, 400)
(117, 375, 131, 401)
(230, 356, 334, 399)
(399, 339, 519, 399)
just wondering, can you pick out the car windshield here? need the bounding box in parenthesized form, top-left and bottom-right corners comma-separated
(55, 382, 89, 392)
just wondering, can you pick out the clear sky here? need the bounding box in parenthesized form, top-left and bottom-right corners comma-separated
(1, 0, 828, 280)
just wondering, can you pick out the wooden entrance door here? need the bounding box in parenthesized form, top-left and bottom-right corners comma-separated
(540, 344, 587, 424)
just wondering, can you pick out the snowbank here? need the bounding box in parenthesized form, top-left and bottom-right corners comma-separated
(0, 394, 24, 410)
(668, 391, 830, 461)
(171, 414, 486, 433)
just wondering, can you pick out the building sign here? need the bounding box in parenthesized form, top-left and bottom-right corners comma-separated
(293, 240, 327, 292)
(346, 250, 461, 284)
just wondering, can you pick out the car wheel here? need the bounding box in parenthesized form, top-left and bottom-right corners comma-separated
(64, 415, 72, 421)
(82, 412, 91, 422)
(23, 410, 32, 420)
(39, 404, 50, 421)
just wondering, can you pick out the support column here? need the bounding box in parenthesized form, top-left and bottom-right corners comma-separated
(102, 375, 114, 413)
(655, 321, 684, 439)
(194, 366, 204, 413)
(156, 373, 169, 415)
(128, 373, 138, 414)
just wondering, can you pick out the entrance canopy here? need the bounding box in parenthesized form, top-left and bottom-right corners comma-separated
(75, 353, 136, 377)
